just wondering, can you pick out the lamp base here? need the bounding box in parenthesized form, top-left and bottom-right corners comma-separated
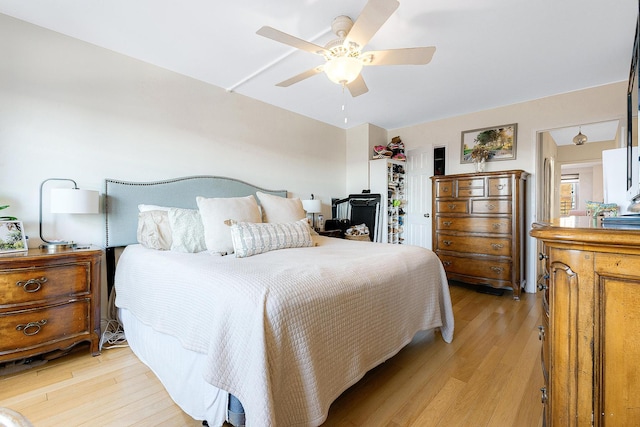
(39, 241, 77, 252)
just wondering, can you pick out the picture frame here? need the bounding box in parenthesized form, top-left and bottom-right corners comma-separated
(460, 123, 517, 163)
(0, 221, 28, 253)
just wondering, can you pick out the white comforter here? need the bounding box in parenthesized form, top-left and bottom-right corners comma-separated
(115, 236, 454, 427)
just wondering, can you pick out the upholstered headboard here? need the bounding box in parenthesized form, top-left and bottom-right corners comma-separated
(103, 175, 287, 293)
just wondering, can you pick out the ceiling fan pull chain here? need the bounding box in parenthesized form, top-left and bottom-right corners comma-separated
(342, 83, 348, 124)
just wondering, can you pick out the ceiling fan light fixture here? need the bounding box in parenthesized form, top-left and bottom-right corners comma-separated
(324, 56, 363, 85)
(573, 128, 588, 145)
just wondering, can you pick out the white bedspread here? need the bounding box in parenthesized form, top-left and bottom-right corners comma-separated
(115, 236, 454, 427)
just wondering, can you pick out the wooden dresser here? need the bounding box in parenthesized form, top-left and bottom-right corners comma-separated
(530, 218, 640, 426)
(431, 170, 528, 299)
(0, 247, 102, 362)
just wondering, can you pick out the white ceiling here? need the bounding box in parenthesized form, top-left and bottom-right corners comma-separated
(0, 0, 637, 130)
(549, 119, 621, 146)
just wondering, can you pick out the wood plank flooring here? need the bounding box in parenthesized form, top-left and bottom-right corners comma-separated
(0, 283, 543, 426)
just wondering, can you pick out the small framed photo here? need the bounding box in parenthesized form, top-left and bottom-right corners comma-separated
(0, 221, 28, 253)
(461, 123, 517, 163)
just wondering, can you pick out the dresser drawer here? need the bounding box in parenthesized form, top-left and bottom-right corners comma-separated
(435, 181, 454, 198)
(436, 216, 511, 234)
(0, 263, 90, 308)
(471, 199, 511, 214)
(436, 200, 468, 213)
(457, 178, 485, 198)
(437, 234, 511, 256)
(488, 177, 512, 196)
(438, 253, 512, 281)
(0, 300, 90, 353)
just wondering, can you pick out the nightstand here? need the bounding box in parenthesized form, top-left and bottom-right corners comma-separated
(0, 247, 102, 362)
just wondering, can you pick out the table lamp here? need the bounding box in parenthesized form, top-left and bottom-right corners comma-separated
(39, 178, 99, 251)
(302, 195, 322, 231)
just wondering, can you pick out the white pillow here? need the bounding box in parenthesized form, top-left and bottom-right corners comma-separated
(256, 191, 306, 223)
(196, 195, 262, 254)
(228, 219, 314, 258)
(138, 204, 171, 212)
(137, 210, 172, 250)
(168, 208, 207, 253)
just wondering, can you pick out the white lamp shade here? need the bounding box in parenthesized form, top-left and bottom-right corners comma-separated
(50, 188, 99, 214)
(302, 199, 322, 214)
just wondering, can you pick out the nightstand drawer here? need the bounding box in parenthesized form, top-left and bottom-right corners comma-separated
(0, 263, 90, 308)
(0, 300, 90, 354)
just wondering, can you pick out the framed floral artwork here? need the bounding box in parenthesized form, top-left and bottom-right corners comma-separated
(0, 221, 27, 253)
(460, 123, 517, 163)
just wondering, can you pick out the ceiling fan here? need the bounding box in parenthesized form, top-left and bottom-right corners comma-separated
(256, 0, 436, 97)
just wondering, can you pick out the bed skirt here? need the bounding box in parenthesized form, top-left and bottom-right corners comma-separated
(118, 308, 229, 425)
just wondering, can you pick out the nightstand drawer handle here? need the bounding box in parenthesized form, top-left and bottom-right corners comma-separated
(16, 319, 48, 336)
(490, 266, 504, 273)
(492, 223, 505, 229)
(442, 261, 452, 267)
(496, 184, 505, 190)
(486, 203, 496, 210)
(442, 221, 453, 226)
(491, 243, 504, 249)
(448, 204, 457, 210)
(16, 277, 47, 293)
(442, 240, 453, 246)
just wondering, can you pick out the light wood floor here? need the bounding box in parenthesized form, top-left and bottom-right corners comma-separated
(0, 283, 544, 427)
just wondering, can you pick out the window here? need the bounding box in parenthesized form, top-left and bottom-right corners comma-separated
(560, 174, 579, 216)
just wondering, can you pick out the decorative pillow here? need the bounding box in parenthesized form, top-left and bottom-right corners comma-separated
(196, 195, 262, 254)
(137, 210, 172, 250)
(256, 191, 306, 223)
(138, 204, 171, 212)
(168, 208, 207, 253)
(227, 219, 314, 258)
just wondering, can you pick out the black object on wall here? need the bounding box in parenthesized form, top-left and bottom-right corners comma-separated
(434, 146, 446, 176)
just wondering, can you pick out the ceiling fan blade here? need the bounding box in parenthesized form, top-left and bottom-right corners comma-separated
(276, 66, 324, 87)
(364, 47, 436, 66)
(346, 0, 399, 47)
(347, 74, 369, 97)
(257, 26, 329, 55)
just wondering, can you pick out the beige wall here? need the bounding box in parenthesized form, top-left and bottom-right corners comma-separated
(0, 13, 346, 248)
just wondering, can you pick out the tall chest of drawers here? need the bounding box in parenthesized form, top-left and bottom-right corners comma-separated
(0, 247, 102, 362)
(431, 170, 528, 299)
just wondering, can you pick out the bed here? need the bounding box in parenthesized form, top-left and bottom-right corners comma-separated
(104, 176, 454, 427)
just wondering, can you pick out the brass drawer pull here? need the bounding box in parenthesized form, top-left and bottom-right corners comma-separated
(538, 325, 545, 341)
(443, 186, 449, 192)
(491, 243, 504, 249)
(490, 266, 504, 273)
(486, 203, 496, 210)
(16, 277, 47, 293)
(16, 319, 48, 336)
(442, 221, 452, 226)
(492, 223, 504, 229)
(448, 204, 457, 210)
(496, 184, 505, 190)
(442, 261, 452, 267)
(443, 240, 453, 246)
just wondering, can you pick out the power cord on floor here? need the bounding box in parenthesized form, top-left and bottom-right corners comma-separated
(99, 319, 128, 350)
